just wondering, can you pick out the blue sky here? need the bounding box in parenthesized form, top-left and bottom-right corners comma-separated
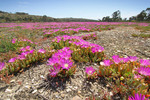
(0, 0, 150, 20)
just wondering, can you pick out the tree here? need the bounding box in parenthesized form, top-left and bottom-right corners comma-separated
(0, 11, 5, 13)
(112, 10, 121, 22)
(98, 19, 102, 22)
(129, 16, 136, 22)
(123, 18, 127, 22)
(42, 15, 48, 22)
(146, 8, 150, 14)
(136, 10, 147, 21)
(146, 8, 150, 21)
(16, 12, 28, 15)
(102, 16, 112, 22)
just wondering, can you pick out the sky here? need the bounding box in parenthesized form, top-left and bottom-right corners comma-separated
(0, 0, 150, 20)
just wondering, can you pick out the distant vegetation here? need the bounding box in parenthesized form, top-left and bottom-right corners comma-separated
(100, 8, 150, 22)
(0, 11, 97, 23)
(0, 8, 150, 23)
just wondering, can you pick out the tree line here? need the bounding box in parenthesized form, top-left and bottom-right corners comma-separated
(0, 11, 57, 23)
(100, 8, 150, 22)
(0, 11, 97, 23)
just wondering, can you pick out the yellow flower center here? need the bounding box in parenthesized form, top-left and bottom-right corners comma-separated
(89, 71, 92, 74)
(64, 64, 68, 68)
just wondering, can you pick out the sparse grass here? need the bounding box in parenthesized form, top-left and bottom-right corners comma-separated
(0, 38, 18, 53)
(0, 37, 19, 62)
(135, 26, 150, 32)
(0, 51, 17, 62)
(132, 33, 150, 38)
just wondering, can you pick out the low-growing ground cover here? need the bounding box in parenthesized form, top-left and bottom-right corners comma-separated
(0, 22, 150, 100)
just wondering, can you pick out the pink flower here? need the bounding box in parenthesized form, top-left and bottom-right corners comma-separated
(139, 59, 150, 66)
(49, 65, 61, 77)
(81, 44, 89, 48)
(128, 93, 148, 100)
(112, 55, 121, 64)
(91, 46, 104, 53)
(38, 49, 46, 53)
(121, 57, 129, 63)
(61, 59, 73, 70)
(134, 74, 142, 79)
(0, 62, 5, 70)
(85, 67, 96, 76)
(112, 55, 119, 59)
(17, 55, 26, 60)
(20, 46, 31, 52)
(137, 67, 150, 76)
(12, 39, 16, 44)
(103, 59, 112, 66)
(20, 47, 26, 52)
(129, 56, 138, 62)
(29, 50, 34, 54)
(21, 51, 29, 56)
(9, 57, 17, 63)
(25, 46, 31, 50)
(47, 57, 59, 66)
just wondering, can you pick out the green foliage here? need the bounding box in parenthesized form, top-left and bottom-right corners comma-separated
(135, 25, 150, 32)
(132, 33, 150, 38)
(136, 10, 147, 21)
(0, 38, 18, 53)
(1, 47, 54, 75)
(44, 32, 71, 38)
(98, 61, 150, 99)
(112, 10, 122, 22)
(51, 39, 105, 63)
(102, 7, 150, 22)
(57, 65, 76, 78)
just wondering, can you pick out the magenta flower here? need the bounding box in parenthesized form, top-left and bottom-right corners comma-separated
(17, 55, 26, 60)
(137, 67, 150, 76)
(139, 59, 150, 66)
(49, 65, 61, 77)
(61, 54, 71, 60)
(61, 59, 73, 70)
(120, 57, 129, 63)
(49, 71, 58, 77)
(9, 57, 17, 63)
(134, 74, 142, 79)
(25, 46, 31, 50)
(85, 67, 96, 76)
(128, 93, 148, 100)
(103, 59, 112, 66)
(20, 47, 26, 52)
(58, 51, 72, 60)
(91, 46, 104, 53)
(129, 56, 138, 62)
(12, 39, 16, 44)
(21, 51, 29, 56)
(22, 39, 27, 41)
(47, 58, 55, 66)
(29, 50, 34, 54)
(47, 57, 59, 66)
(112, 55, 119, 59)
(0, 62, 5, 70)
(112, 55, 121, 64)
(81, 44, 89, 48)
(38, 49, 46, 53)
(48, 47, 74, 77)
